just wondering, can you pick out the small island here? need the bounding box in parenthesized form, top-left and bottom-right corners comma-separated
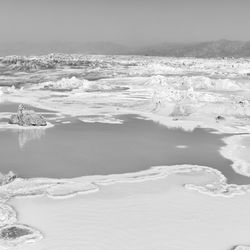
(9, 104, 47, 127)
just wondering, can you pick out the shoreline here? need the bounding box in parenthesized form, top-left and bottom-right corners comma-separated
(8, 164, 250, 250)
(220, 134, 250, 177)
(0, 162, 249, 248)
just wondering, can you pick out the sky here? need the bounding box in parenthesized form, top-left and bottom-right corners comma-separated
(0, 0, 250, 46)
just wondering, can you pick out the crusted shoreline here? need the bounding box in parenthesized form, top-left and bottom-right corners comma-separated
(0, 162, 249, 248)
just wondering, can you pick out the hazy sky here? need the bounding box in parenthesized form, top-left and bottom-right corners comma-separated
(0, 0, 250, 46)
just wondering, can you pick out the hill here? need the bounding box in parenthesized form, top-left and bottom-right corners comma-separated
(136, 40, 250, 58)
(1, 40, 250, 58)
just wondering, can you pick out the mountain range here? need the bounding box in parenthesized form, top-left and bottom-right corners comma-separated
(1, 40, 250, 58)
(137, 40, 250, 58)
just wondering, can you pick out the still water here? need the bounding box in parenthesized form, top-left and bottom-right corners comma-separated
(0, 114, 249, 185)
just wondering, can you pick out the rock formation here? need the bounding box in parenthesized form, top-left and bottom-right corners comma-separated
(9, 104, 47, 127)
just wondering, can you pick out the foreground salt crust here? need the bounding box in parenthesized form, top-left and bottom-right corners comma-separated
(8, 167, 250, 250)
(0, 164, 249, 249)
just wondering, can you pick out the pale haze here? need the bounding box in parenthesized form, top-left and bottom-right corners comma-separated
(0, 0, 250, 46)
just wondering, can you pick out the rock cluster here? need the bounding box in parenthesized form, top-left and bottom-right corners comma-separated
(9, 104, 47, 127)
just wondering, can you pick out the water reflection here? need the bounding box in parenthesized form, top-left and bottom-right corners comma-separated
(18, 128, 45, 149)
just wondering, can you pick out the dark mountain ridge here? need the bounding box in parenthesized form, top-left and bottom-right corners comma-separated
(137, 39, 250, 58)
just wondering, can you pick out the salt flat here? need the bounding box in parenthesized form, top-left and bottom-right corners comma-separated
(0, 54, 250, 249)
(10, 170, 250, 250)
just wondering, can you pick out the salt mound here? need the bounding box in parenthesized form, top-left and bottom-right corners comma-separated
(182, 76, 241, 91)
(144, 75, 170, 88)
(40, 77, 129, 93)
(143, 75, 241, 92)
(43, 77, 91, 91)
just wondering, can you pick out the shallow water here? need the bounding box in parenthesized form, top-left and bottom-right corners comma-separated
(0, 114, 249, 184)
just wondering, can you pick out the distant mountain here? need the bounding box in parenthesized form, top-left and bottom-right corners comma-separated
(1, 40, 250, 58)
(136, 40, 250, 58)
(0, 42, 131, 56)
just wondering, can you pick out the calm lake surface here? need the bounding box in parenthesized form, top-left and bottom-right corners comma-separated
(0, 114, 249, 185)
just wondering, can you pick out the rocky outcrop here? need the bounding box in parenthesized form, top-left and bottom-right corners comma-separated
(0, 172, 17, 186)
(216, 115, 225, 121)
(9, 104, 47, 127)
